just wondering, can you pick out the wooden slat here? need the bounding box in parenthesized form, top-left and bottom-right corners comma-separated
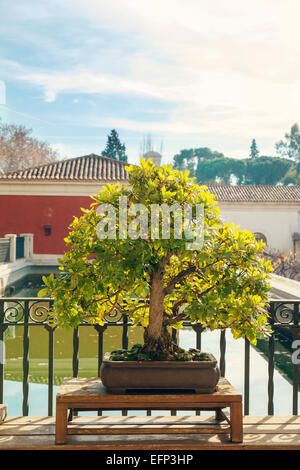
(57, 377, 242, 404)
(1, 416, 300, 449)
(68, 425, 230, 436)
(3, 416, 56, 425)
(0, 425, 55, 435)
(59, 402, 232, 410)
(1, 416, 300, 450)
(243, 415, 300, 424)
(66, 415, 230, 435)
(68, 416, 227, 425)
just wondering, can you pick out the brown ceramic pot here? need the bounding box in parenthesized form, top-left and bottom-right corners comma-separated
(100, 352, 220, 394)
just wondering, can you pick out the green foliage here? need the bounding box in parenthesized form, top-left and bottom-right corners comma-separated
(173, 147, 224, 176)
(173, 146, 294, 185)
(250, 139, 259, 159)
(196, 157, 245, 184)
(276, 123, 300, 161)
(281, 166, 300, 184)
(40, 158, 273, 345)
(244, 156, 292, 185)
(101, 129, 128, 162)
(195, 155, 292, 185)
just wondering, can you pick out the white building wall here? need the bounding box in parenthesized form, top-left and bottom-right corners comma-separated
(218, 203, 300, 254)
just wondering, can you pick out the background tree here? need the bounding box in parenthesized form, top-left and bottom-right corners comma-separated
(173, 147, 224, 175)
(196, 157, 242, 184)
(194, 147, 224, 160)
(0, 120, 58, 173)
(41, 159, 272, 357)
(276, 123, 300, 161)
(280, 167, 300, 185)
(173, 150, 292, 186)
(244, 156, 292, 185)
(173, 148, 195, 174)
(250, 139, 259, 159)
(102, 129, 128, 162)
(264, 248, 300, 281)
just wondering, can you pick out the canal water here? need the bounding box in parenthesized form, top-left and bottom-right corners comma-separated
(2, 269, 300, 416)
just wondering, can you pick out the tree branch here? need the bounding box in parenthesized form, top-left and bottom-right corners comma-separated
(163, 266, 196, 296)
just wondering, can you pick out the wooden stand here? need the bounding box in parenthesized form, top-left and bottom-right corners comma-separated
(55, 377, 243, 445)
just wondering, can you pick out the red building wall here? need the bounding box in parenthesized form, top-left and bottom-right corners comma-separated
(0, 195, 92, 254)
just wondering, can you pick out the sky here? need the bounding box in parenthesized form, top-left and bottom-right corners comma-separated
(0, 0, 300, 165)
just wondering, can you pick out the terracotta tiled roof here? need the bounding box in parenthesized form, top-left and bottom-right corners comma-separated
(206, 184, 300, 203)
(0, 154, 130, 181)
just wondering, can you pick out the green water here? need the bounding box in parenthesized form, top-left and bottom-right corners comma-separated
(4, 323, 144, 385)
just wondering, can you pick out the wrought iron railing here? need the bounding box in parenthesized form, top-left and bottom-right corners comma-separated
(0, 297, 299, 417)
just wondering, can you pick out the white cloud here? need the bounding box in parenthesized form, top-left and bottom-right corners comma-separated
(18, 69, 168, 103)
(50, 143, 74, 159)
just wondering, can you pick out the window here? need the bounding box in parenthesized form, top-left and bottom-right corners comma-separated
(254, 232, 267, 245)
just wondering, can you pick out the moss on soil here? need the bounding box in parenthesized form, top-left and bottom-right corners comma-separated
(109, 343, 212, 362)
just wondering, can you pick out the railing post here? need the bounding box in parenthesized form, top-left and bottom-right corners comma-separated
(72, 327, 79, 378)
(292, 329, 299, 416)
(220, 330, 226, 377)
(94, 324, 107, 417)
(171, 326, 178, 416)
(121, 315, 129, 417)
(170, 326, 178, 417)
(292, 302, 299, 416)
(48, 326, 54, 416)
(244, 338, 250, 415)
(122, 314, 128, 350)
(72, 327, 79, 418)
(192, 324, 204, 350)
(22, 301, 30, 416)
(191, 325, 204, 417)
(44, 317, 56, 417)
(0, 300, 6, 404)
(268, 303, 275, 416)
(93, 325, 107, 377)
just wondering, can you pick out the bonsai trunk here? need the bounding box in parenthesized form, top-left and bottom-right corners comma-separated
(146, 270, 164, 342)
(141, 270, 184, 360)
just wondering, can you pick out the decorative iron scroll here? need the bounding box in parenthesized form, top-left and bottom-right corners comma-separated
(103, 309, 124, 323)
(1, 298, 300, 328)
(273, 304, 294, 325)
(3, 300, 24, 323)
(29, 301, 51, 323)
(0, 298, 127, 325)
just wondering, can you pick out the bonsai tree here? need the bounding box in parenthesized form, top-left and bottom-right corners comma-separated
(39, 158, 272, 360)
